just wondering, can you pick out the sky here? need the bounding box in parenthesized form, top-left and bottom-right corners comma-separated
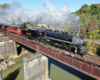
(0, 0, 100, 12)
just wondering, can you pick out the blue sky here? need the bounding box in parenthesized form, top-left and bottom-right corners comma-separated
(0, 0, 100, 12)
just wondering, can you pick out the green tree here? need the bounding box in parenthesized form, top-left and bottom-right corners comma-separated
(66, 27, 76, 35)
(24, 23, 26, 28)
(91, 29, 100, 39)
(90, 4, 98, 10)
(80, 26, 85, 35)
(95, 8, 99, 14)
(90, 4, 100, 15)
(81, 4, 89, 8)
(97, 13, 100, 20)
(75, 11, 80, 14)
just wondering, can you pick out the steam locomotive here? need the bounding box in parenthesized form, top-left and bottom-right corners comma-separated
(0, 24, 87, 56)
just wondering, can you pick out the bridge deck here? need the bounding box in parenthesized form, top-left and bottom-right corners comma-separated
(0, 31, 100, 80)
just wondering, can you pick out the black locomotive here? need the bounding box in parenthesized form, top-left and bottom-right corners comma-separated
(22, 28, 87, 56)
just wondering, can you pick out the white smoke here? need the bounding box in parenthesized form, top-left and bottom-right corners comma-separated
(0, 0, 81, 32)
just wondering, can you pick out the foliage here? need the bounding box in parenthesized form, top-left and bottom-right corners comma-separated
(81, 4, 89, 8)
(66, 27, 76, 35)
(32, 22, 38, 28)
(87, 21, 95, 31)
(86, 40, 98, 55)
(75, 3, 100, 41)
(96, 45, 100, 56)
(80, 26, 85, 35)
(92, 30, 100, 39)
(20, 23, 27, 28)
(87, 29, 100, 39)
(75, 11, 80, 14)
(0, 3, 10, 9)
(97, 13, 100, 20)
(41, 25, 46, 28)
(77, 4, 100, 15)
(20, 22, 39, 28)
(87, 39, 100, 56)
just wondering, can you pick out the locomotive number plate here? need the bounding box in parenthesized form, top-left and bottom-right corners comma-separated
(26, 32, 31, 35)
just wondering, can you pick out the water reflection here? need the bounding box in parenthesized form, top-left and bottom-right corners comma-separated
(4, 68, 20, 80)
(48, 57, 96, 80)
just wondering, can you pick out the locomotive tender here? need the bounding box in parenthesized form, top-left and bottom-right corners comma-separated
(0, 24, 87, 56)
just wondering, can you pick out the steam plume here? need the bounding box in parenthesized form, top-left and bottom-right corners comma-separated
(0, 0, 81, 32)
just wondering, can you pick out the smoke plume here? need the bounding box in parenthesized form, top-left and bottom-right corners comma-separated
(0, 0, 81, 32)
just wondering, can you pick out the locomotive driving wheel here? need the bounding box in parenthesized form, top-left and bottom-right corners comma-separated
(50, 42, 54, 46)
(41, 39, 44, 43)
(43, 40, 48, 44)
(62, 43, 66, 49)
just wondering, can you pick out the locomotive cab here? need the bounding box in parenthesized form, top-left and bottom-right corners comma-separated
(17, 28, 22, 35)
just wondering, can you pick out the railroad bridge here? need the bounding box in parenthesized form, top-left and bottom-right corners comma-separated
(0, 30, 100, 80)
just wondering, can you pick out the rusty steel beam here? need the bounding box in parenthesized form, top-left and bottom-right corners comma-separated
(0, 31, 100, 80)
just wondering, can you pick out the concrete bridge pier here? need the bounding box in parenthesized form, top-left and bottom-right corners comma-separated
(0, 72, 3, 80)
(23, 53, 51, 80)
(0, 33, 17, 58)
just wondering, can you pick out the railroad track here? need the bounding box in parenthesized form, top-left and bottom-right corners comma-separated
(1, 30, 100, 68)
(75, 54, 100, 67)
(87, 54, 100, 61)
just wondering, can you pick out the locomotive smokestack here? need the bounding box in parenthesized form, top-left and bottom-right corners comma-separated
(77, 33, 79, 36)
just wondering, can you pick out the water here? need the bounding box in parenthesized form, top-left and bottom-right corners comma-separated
(1, 53, 96, 80)
(48, 57, 96, 80)
(2, 61, 24, 80)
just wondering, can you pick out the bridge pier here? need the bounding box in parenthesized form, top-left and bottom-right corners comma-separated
(0, 33, 17, 58)
(0, 72, 3, 80)
(23, 53, 51, 80)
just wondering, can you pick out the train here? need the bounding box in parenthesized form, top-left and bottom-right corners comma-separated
(0, 24, 87, 56)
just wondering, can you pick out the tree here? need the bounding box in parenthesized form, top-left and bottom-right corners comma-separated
(95, 8, 99, 14)
(97, 13, 100, 20)
(91, 29, 100, 39)
(80, 26, 85, 35)
(75, 11, 80, 14)
(87, 21, 95, 31)
(96, 45, 100, 56)
(24, 23, 26, 28)
(98, 24, 100, 33)
(90, 4, 98, 10)
(87, 21, 95, 39)
(81, 4, 89, 8)
(67, 27, 76, 35)
(0, 3, 10, 9)
(90, 4, 100, 15)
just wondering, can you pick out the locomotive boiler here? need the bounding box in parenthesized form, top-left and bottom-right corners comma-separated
(44, 31, 87, 56)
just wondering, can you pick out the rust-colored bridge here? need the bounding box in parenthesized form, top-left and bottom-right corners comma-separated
(0, 30, 100, 80)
